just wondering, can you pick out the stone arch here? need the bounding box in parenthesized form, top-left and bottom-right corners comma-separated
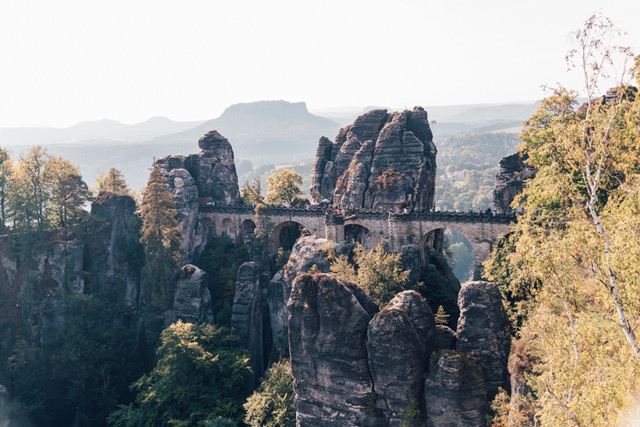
(221, 218, 236, 238)
(269, 221, 309, 253)
(344, 223, 373, 250)
(241, 219, 256, 243)
(418, 227, 476, 282)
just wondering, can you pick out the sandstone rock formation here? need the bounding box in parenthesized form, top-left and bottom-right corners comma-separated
(156, 130, 240, 260)
(267, 236, 335, 352)
(87, 191, 139, 305)
(435, 325, 457, 351)
(424, 352, 487, 427)
(367, 291, 436, 425)
(0, 384, 8, 427)
(492, 152, 537, 214)
(288, 273, 381, 426)
(231, 261, 265, 383)
(311, 107, 437, 211)
(169, 264, 213, 324)
(456, 281, 511, 396)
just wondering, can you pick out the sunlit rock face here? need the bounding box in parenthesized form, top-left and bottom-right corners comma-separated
(456, 281, 511, 397)
(287, 273, 382, 426)
(311, 107, 437, 211)
(367, 290, 436, 425)
(156, 130, 240, 260)
(492, 151, 537, 214)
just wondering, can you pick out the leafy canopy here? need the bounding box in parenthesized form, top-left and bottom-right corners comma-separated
(329, 241, 409, 306)
(108, 321, 252, 427)
(264, 169, 303, 207)
(244, 358, 295, 427)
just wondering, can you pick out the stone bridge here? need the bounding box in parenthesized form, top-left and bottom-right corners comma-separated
(201, 205, 515, 274)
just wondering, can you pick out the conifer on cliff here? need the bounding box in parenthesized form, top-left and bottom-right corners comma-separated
(140, 163, 183, 306)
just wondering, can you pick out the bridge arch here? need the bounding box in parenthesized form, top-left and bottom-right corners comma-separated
(241, 219, 256, 243)
(416, 222, 506, 279)
(344, 224, 374, 249)
(269, 221, 310, 253)
(221, 218, 236, 238)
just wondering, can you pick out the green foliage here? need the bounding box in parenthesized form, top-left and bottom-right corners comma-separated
(8, 295, 144, 427)
(434, 306, 450, 326)
(241, 176, 264, 206)
(108, 320, 252, 427)
(330, 241, 409, 307)
(0, 146, 12, 229)
(435, 132, 520, 211)
(442, 229, 474, 282)
(139, 164, 183, 307)
(96, 168, 130, 195)
(49, 158, 91, 229)
(202, 235, 250, 326)
(4, 146, 91, 231)
(264, 169, 303, 206)
(400, 398, 422, 427)
(485, 15, 640, 424)
(244, 358, 296, 427)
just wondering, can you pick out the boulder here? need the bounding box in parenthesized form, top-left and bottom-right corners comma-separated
(170, 264, 213, 324)
(456, 281, 511, 396)
(311, 107, 437, 211)
(492, 152, 537, 214)
(424, 352, 487, 427)
(231, 261, 265, 383)
(288, 273, 381, 426)
(367, 291, 436, 425)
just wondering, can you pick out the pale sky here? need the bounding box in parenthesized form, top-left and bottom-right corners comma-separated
(1, 0, 639, 128)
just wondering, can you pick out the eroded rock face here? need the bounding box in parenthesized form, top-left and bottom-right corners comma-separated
(288, 273, 381, 426)
(424, 352, 487, 427)
(87, 191, 139, 305)
(156, 130, 240, 260)
(456, 281, 511, 396)
(493, 152, 537, 214)
(311, 107, 437, 211)
(267, 236, 334, 353)
(16, 242, 85, 344)
(231, 261, 265, 383)
(367, 291, 436, 425)
(169, 264, 213, 325)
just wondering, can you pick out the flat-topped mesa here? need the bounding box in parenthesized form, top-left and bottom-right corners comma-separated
(155, 130, 240, 260)
(310, 107, 437, 211)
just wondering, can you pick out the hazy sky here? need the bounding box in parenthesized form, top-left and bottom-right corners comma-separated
(1, 0, 639, 128)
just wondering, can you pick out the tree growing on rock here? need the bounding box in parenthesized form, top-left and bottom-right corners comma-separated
(329, 241, 409, 306)
(139, 164, 183, 306)
(244, 358, 295, 427)
(96, 167, 130, 195)
(108, 321, 252, 426)
(264, 169, 303, 207)
(484, 14, 640, 424)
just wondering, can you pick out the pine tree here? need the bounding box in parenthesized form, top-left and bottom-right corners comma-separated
(140, 164, 183, 306)
(95, 167, 130, 195)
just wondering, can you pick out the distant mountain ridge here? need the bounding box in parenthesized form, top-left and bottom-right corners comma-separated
(0, 116, 206, 146)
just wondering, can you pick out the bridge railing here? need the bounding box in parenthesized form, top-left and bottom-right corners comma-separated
(200, 204, 517, 224)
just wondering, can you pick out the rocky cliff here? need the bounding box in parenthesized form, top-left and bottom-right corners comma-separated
(156, 130, 240, 260)
(288, 273, 510, 426)
(310, 107, 437, 211)
(492, 152, 537, 214)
